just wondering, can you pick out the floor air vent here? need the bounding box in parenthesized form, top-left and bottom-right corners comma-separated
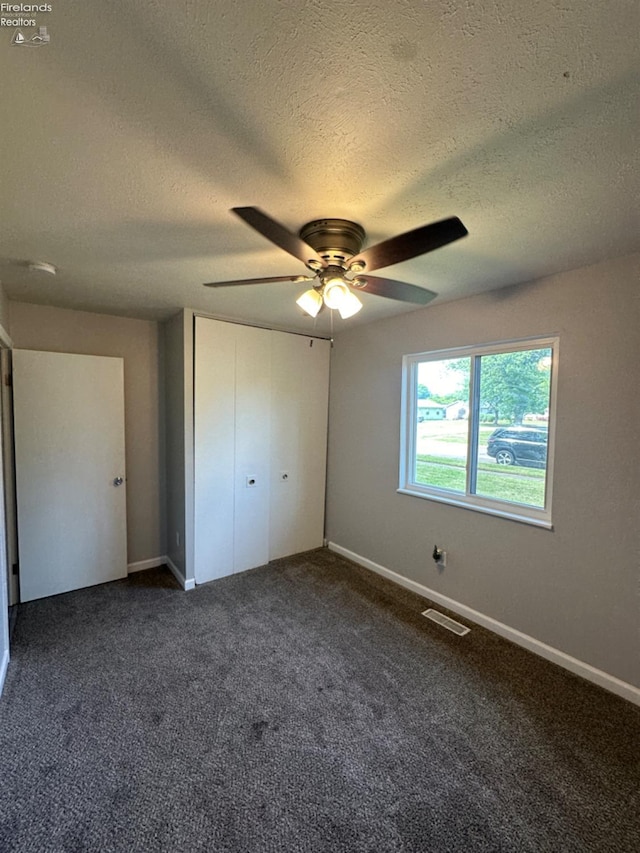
(422, 608, 470, 636)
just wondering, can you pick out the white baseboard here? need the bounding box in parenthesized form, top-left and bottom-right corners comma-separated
(0, 648, 9, 698)
(165, 556, 195, 591)
(128, 556, 195, 591)
(328, 542, 640, 707)
(127, 557, 166, 574)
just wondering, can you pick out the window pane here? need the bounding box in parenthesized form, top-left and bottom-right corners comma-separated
(414, 358, 470, 493)
(475, 348, 552, 507)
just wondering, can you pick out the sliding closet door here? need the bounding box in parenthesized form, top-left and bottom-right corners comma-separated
(269, 333, 330, 560)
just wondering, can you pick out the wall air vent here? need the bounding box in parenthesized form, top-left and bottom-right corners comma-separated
(422, 608, 470, 636)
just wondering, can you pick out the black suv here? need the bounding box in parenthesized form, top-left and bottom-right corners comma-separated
(486, 426, 548, 467)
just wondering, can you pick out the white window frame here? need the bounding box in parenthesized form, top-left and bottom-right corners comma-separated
(399, 336, 559, 528)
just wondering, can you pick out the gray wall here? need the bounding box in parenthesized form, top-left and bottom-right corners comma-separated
(0, 284, 10, 335)
(326, 252, 640, 688)
(162, 311, 186, 577)
(9, 302, 165, 566)
(161, 308, 195, 584)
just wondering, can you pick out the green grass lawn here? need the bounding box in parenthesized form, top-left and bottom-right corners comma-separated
(422, 427, 497, 445)
(415, 454, 546, 507)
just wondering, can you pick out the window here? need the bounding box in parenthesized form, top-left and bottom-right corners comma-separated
(399, 338, 558, 527)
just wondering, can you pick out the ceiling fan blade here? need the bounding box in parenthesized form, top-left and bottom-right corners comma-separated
(204, 275, 314, 288)
(232, 207, 326, 269)
(352, 275, 437, 305)
(348, 217, 468, 273)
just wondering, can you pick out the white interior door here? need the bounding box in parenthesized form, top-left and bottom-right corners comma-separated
(1, 349, 18, 607)
(0, 355, 9, 691)
(13, 350, 127, 602)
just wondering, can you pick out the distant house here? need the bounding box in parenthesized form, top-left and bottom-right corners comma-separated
(417, 399, 446, 421)
(445, 401, 469, 420)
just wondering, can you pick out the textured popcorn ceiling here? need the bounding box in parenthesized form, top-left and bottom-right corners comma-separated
(0, 0, 638, 333)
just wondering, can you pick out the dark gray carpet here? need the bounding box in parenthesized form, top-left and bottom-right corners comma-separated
(1, 548, 638, 852)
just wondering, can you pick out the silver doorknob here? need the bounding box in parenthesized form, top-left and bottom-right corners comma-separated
(113, 477, 124, 486)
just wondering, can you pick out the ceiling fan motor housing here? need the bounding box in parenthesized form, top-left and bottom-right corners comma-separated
(299, 219, 366, 267)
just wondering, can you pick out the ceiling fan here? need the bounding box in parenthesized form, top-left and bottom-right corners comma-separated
(204, 207, 468, 319)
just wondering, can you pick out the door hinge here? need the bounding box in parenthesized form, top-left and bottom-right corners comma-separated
(12, 562, 18, 576)
(4, 374, 12, 387)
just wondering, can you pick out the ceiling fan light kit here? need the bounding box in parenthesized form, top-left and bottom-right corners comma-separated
(296, 280, 363, 319)
(328, 284, 363, 319)
(321, 278, 363, 318)
(204, 207, 468, 321)
(295, 288, 323, 318)
(318, 280, 347, 309)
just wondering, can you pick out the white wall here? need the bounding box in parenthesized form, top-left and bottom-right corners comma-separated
(326, 253, 640, 689)
(9, 302, 165, 567)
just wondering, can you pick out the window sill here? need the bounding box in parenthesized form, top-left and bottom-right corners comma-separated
(396, 487, 553, 530)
